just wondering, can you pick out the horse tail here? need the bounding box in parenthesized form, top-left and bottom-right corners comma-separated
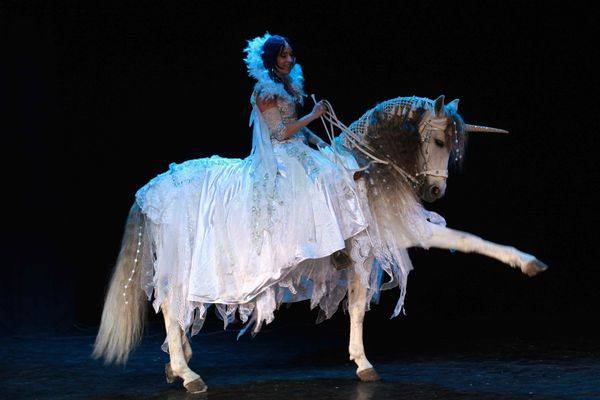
(92, 202, 148, 365)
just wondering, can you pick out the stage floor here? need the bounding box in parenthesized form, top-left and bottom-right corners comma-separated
(2, 316, 599, 400)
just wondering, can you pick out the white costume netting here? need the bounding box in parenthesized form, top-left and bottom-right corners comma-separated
(134, 34, 434, 346)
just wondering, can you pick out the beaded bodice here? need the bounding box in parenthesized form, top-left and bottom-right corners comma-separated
(251, 92, 307, 144)
(273, 96, 298, 127)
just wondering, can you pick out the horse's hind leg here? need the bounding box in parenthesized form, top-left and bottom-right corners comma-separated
(165, 333, 193, 382)
(182, 333, 193, 363)
(161, 302, 207, 393)
(168, 333, 193, 365)
(348, 261, 380, 382)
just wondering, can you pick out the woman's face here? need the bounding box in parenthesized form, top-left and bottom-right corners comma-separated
(275, 43, 294, 75)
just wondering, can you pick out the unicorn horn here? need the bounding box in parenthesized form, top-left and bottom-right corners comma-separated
(464, 124, 509, 134)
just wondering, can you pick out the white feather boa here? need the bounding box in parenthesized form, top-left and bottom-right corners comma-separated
(243, 32, 305, 104)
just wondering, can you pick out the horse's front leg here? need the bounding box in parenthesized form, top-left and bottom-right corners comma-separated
(348, 261, 380, 382)
(161, 301, 207, 393)
(425, 223, 548, 276)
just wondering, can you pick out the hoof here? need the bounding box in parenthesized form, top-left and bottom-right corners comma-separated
(184, 377, 208, 394)
(523, 259, 548, 277)
(357, 367, 380, 382)
(165, 363, 177, 384)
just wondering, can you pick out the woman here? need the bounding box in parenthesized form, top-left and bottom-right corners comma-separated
(247, 33, 357, 270)
(253, 35, 328, 149)
(134, 32, 368, 335)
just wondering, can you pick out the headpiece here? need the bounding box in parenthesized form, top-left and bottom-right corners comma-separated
(243, 32, 305, 104)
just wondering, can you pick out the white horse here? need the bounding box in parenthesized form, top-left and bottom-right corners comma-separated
(92, 95, 547, 393)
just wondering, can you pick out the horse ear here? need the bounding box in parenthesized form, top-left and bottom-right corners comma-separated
(434, 95, 445, 115)
(446, 98, 460, 113)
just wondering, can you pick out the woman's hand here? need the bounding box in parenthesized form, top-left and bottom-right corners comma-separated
(311, 101, 328, 119)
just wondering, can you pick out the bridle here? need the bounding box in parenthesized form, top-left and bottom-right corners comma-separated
(415, 115, 452, 184)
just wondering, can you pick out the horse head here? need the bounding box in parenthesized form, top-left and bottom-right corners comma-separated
(414, 95, 460, 202)
(341, 94, 507, 204)
(415, 95, 510, 202)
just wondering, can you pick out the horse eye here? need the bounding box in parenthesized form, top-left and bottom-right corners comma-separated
(434, 139, 445, 147)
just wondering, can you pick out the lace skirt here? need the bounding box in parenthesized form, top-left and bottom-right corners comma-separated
(135, 140, 369, 334)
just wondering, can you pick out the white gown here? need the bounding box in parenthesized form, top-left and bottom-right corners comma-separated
(135, 92, 369, 335)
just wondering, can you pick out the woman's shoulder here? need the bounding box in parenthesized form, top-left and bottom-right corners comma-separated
(253, 90, 279, 110)
(251, 85, 280, 107)
(252, 81, 285, 101)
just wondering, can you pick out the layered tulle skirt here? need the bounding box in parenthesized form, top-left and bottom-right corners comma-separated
(135, 139, 372, 335)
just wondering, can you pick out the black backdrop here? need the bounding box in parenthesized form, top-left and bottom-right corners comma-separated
(2, 1, 598, 341)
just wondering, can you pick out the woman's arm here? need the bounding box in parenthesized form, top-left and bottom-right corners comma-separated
(256, 96, 326, 141)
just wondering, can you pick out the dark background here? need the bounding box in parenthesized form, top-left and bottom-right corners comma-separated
(2, 1, 597, 343)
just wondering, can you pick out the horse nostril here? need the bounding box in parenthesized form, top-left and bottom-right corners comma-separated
(431, 186, 440, 197)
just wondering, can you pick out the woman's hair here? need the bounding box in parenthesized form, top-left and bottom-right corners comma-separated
(261, 35, 295, 82)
